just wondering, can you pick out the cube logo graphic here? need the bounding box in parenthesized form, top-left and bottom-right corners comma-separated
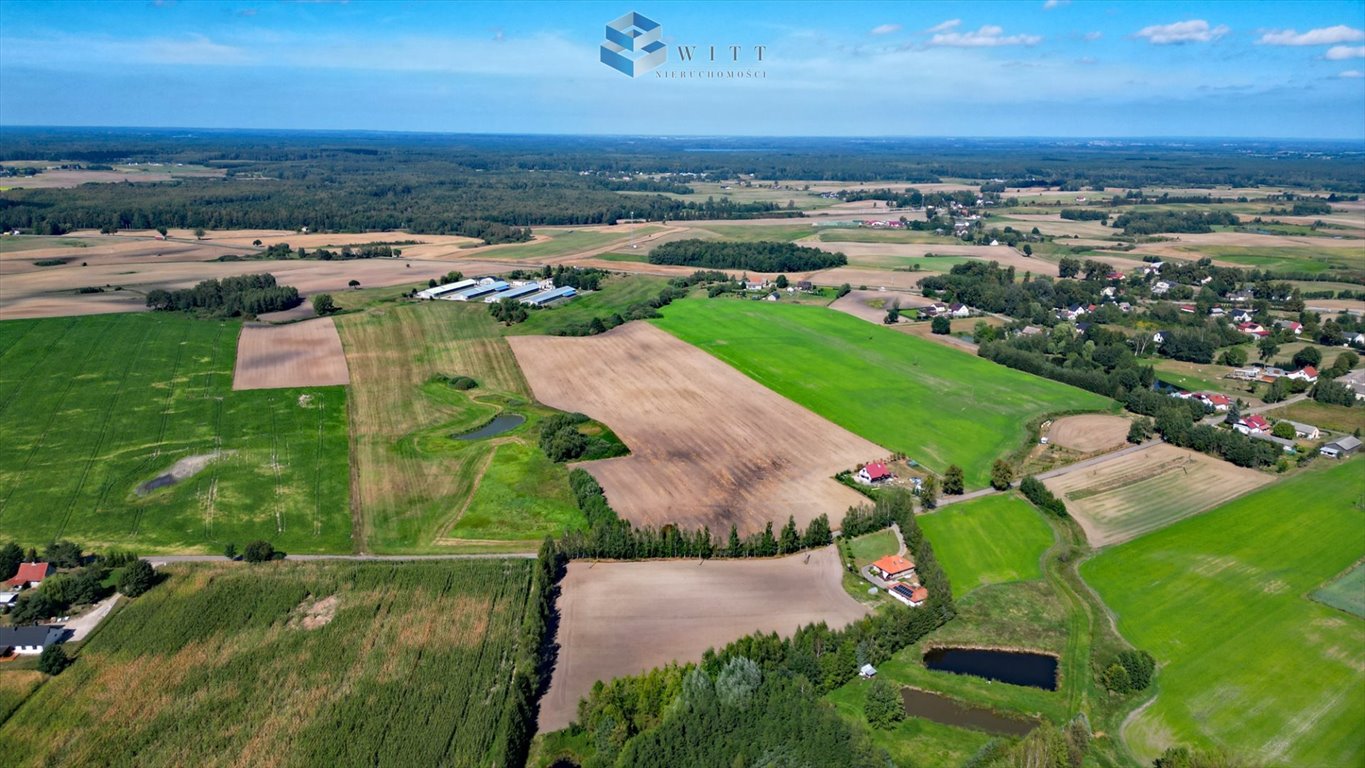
(600, 11, 665, 77)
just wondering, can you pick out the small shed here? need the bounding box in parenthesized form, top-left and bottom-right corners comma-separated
(859, 663, 877, 678)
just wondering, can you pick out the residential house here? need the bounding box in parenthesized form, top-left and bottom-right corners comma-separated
(871, 554, 916, 581)
(1196, 393, 1232, 412)
(1019, 325, 1044, 336)
(1229, 309, 1254, 323)
(1229, 289, 1256, 303)
(1117, 302, 1133, 313)
(887, 583, 929, 607)
(1337, 369, 1365, 400)
(743, 278, 768, 291)
(1153, 330, 1172, 345)
(856, 462, 892, 485)
(1179, 304, 1196, 314)
(1233, 414, 1272, 435)
(1281, 420, 1321, 440)
(765, 291, 780, 302)
(1275, 320, 1303, 336)
(1320, 436, 1361, 459)
(948, 302, 972, 318)
(1349, 332, 1365, 348)
(5, 562, 54, 591)
(1152, 281, 1172, 296)
(0, 625, 64, 656)
(1287, 365, 1319, 383)
(1209, 307, 1226, 318)
(1237, 322, 1270, 338)
(796, 280, 814, 291)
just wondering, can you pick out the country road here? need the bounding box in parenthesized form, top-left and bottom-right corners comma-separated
(145, 552, 536, 566)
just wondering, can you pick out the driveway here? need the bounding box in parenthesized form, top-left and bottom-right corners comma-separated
(59, 594, 120, 643)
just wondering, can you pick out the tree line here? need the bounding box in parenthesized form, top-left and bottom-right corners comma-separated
(145, 273, 301, 317)
(648, 239, 847, 273)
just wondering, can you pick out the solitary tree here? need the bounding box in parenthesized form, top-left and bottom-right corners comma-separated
(224, 542, 238, 560)
(243, 540, 276, 564)
(1291, 346, 1321, 370)
(990, 459, 1014, 490)
(1271, 421, 1297, 440)
(919, 475, 938, 510)
(118, 559, 156, 597)
(194, 227, 206, 240)
(864, 679, 904, 729)
(931, 316, 951, 335)
(942, 465, 965, 495)
(347, 279, 361, 289)
(883, 306, 899, 324)
(37, 645, 72, 676)
(775, 274, 789, 289)
(1257, 336, 1280, 362)
(312, 293, 337, 315)
(156, 226, 168, 237)
(1022, 243, 1033, 256)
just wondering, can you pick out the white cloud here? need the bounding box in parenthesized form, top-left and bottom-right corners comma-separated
(1339, 70, 1364, 78)
(1084, 31, 1103, 42)
(870, 24, 902, 36)
(1043, 0, 1070, 9)
(1258, 25, 1364, 46)
(1136, 20, 1228, 45)
(930, 25, 1042, 48)
(1326, 45, 1365, 60)
(927, 19, 961, 34)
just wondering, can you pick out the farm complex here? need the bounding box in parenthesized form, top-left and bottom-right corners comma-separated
(1, 91, 1364, 768)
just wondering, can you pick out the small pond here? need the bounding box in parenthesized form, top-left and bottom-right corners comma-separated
(922, 647, 1058, 691)
(135, 473, 178, 496)
(901, 688, 1038, 736)
(453, 413, 525, 440)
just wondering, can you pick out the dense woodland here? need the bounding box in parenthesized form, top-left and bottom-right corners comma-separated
(648, 239, 846, 272)
(144, 274, 301, 317)
(3, 130, 1362, 242)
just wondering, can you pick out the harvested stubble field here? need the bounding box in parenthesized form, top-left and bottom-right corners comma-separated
(1043, 443, 1273, 548)
(337, 301, 583, 552)
(1043, 414, 1131, 453)
(508, 322, 881, 536)
(538, 545, 868, 731)
(654, 299, 1112, 488)
(233, 318, 350, 390)
(0, 312, 350, 553)
(0, 559, 535, 767)
(1083, 462, 1365, 767)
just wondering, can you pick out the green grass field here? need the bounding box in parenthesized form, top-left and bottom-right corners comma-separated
(1083, 462, 1365, 767)
(816, 229, 957, 245)
(847, 528, 900, 569)
(689, 223, 818, 242)
(1267, 399, 1365, 436)
(0, 313, 350, 554)
(594, 250, 649, 263)
(1312, 561, 1365, 618)
(490, 227, 660, 260)
(338, 302, 592, 552)
(0, 236, 101, 253)
(653, 299, 1113, 487)
(508, 274, 669, 337)
(0, 560, 533, 766)
(920, 495, 1053, 597)
(1180, 245, 1361, 275)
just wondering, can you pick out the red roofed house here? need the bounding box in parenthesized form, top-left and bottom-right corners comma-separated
(5, 562, 54, 590)
(888, 582, 929, 607)
(871, 554, 916, 581)
(1197, 393, 1232, 412)
(856, 462, 892, 485)
(1237, 322, 1270, 338)
(1234, 415, 1271, 435)
(1288, 365, 1318, 383)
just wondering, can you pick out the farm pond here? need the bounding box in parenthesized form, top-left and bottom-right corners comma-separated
(453, 414, 525, 440)
(922, 647, 1058, 690)
(900, 688, 1038, 736)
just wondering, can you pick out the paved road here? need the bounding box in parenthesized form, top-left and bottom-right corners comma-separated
(145, 552, 536, 566)
(1199, 392, 1309, 425)
(57, 594, 120, 643)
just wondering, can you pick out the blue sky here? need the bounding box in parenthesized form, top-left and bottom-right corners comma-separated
(1, 0, 1363, 138)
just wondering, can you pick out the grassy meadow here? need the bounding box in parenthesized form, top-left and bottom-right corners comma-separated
(920, 495, 1053, 597)
(0, 313, 350, 553)
(1312, 562, 1365, 619)
(847, 528, 901, 569)
(1082, 461, 1365, 767)
(0, 560, 533, 767)
(653, 299, 1113, 487)
(491, 227, 660, 259)
(337, 301, 602, 552)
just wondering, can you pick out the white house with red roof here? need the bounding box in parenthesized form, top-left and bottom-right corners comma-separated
(1237, 322, 1270, 338)
(1276, 320, 1303, 336)
(856, 462, 892, 485)
(5, 562, 54, 590)
(1196, 393, 1232, 412)
(1234, 414, 1272, 435)
(871, 554, 916, 581)
(887, 583, 929, 607)
(1287, 365, 1318, 383)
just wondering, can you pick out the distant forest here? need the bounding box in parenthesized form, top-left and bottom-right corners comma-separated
(649, 240, 846, 272)
(1, 129, 1362, 241)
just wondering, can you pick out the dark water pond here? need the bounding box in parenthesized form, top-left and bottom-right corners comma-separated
(901, 688, 1038, 736)
(923, 647, 1058, 690)
(135, 473, 177, 496)
(454, 414, 525, 440)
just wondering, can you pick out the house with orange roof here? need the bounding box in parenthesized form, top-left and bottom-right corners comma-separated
(5, 562, 54, 591)
(871, 554, 915, 581)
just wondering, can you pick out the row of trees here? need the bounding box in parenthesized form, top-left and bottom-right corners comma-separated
(1111, 210, 1240, 235)
(649, 239, 847, 273)
(145, 274, 301, 317)
(1, 540, 154, 628)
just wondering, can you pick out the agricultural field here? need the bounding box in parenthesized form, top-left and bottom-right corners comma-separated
(0, 559, 535, 767)
(488, 227, 660, 260)
(1267, 399, 1365, 436)
(0, 313, 350, 553)
(920, 495, 1053, 597)
(1311, 562, 1365, 619)
(1043, 414, 1131, 453)
(815, 229, 956, 245)
(653, 299, 1113, 488)
(687, 223, 818, 242)
(1043, 443, 1273, 548)
(505, 273, 669, 337)
(232, 318, 350, 390)
(538, 545, 868, 732)
(1083, 462, 1365, 767)
(507, 322, 880, 535)
(1169, 245, 1362, 275)
(336, 301, 588, 552)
